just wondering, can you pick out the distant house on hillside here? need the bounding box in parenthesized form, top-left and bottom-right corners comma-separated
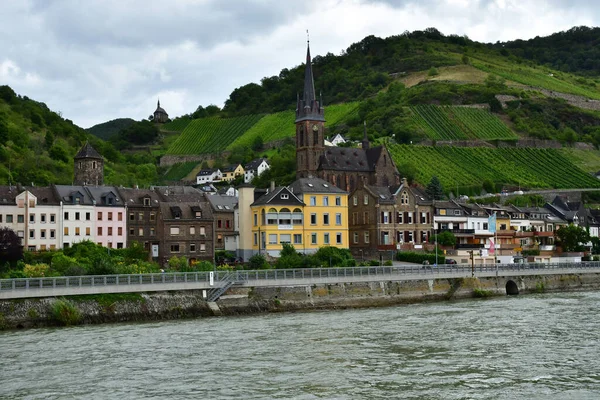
(330, 134, 346, 146)
(196, 169, 222, 184)
(153, 99, 169, 124)
(221, 164, 244, 182)
(244, 158, 270, 183)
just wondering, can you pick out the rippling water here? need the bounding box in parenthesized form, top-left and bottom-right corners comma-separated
(2, 292, 600, 399)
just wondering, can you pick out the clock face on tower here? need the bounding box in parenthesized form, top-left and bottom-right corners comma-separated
(312, 124, 319, 132)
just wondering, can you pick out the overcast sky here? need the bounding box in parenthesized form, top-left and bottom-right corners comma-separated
(1, 0, 598, 128)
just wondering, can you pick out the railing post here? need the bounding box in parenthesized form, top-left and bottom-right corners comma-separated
(104, 276, 107, 286)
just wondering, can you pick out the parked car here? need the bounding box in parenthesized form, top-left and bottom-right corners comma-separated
(446, 259, 457, 265)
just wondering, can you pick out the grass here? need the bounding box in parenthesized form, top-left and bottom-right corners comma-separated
(399, 64, 490, 88)
(559, 148, 600, 173)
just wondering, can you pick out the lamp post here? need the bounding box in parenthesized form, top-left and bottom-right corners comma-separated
(435, 227, 438, 267)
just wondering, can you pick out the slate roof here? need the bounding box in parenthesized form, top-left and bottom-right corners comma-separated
(244, 158, 268, 170)
(0, 186, 19, 205)
(206, 194, 238, 213)
(222, 164, 241, 173)
(364, 185, 395, 205)
(155, 186, 206, 202)
(54, 185, 95, 205)
(251, 187, 304, 207)
(159, 201, 213, 221)
(456, 201, 488, 216)
(288, 177, 347, 194)
(392, 181, 432, 205)
(116, 187, 162, 207)
(84, 186, 124, 206)
(197, 169, 219, 177)
(74, 143, 102, 159)
(18, 186, 61, 205)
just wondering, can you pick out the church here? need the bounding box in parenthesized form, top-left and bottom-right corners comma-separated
(295, 43, 399, 192)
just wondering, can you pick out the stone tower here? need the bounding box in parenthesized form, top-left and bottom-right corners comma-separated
(295, 42, 325, 179)
(74, 142, 104, 186)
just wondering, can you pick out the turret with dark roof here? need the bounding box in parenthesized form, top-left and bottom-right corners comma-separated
(153, 99, 169, 123)
(74, 142, 104, 186)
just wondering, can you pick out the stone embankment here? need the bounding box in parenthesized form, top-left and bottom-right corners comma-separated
(2, 273, 600, 330)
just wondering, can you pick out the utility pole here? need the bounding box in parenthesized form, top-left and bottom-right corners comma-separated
(469, 250, 474, 278)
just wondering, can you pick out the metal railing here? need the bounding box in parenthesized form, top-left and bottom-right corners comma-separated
(1, 262, 600, 297)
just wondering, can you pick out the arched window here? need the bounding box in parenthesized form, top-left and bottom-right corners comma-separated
(261, 209, 266, 225)
(267, 208, 278, 225)
(292, 207, 303, 225)
(279, 208, 292, 225)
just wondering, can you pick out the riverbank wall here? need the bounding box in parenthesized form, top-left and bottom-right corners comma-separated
(2, 273, 599, 330)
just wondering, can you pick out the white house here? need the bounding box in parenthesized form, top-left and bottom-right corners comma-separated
(0, 186, 25, 247)
(54, 185, 96, 249)
(330, 134, 346, 146)
(244, 158, 270, 183)
(18, 187, 62, 251)
(196, 169, 222, 184)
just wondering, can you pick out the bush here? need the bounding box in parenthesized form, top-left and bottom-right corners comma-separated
(249, 254, 269, 270)
(312, 246, 356, 268)
(168, 256, 190, 272)
(192, 260, 215, 272)
(396, 251, 445, 265)
(51, 299, 81, 326)
(23, 263, 50, 278)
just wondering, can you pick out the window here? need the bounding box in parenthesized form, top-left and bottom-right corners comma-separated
(29, 230, 34, 239)
(130, 213, 135, 221)
(64, 227, 69, 236)
(150, 227, 156, 236)
(108, 212, 113, 221)
(323, 214, 329, 225)
(280, 234, 291, 243)
(401, 192, 409, 205)
(29, 214, 35, 223)
(254, 233, 258, 245)
(269, 234, 277, 244)
(363, 195, 369, 205)
(190, 243, 196, 252)
(6, 215, 12, 223)
(143, 198, 151, 206)
(41, 230, 46, 239)
(86, 227, 90, 236)
(336, 213, 342, 225)
(98, 227, 103, 236)
(363, 212, 369, 224)
(17, 231, 24, 238)
(86, 212, 91, 221)
(253, 213, 258, 226)
(323, 196, 329, 206)
(336, 233, 342, 244)
(225, 220, 231, 229)
(117, 227, 122, 236)
(75, 212, 80, 221)
(200, 227, 206, 236)
(353, 232, 359, 244)
(190, 227, 195, 235)
(382, 211, 389, 224)
(335, 196, 341, 206)
(364, 232, 370, 243)
(18, 215, 24, 223)
(454, 209, 461, 216)
(41, 214, 46, 223)
(118, 212, 123, 221)
(0, 215, 2, 223)
(150, 213, 155, 222)
(170, 244, 180, 253)
(311, 233, 317, 245)
(310, 196, 316, 206)
(138, 213, 143, 221)
(195, 211, 202, 218)
(138, 228, 144, 236)
(50, 214, 55, 223)
(75, 227, 80, 236)
(353, 196, 357, 206)
(200, 244, 206, 252)
(217, 234, 223, 243)
(129, 228, 135, 236)
(108, 227, 113, 236)
(397, 212, 403, 224)
(50, 230, 55, 239)
(310, 213, 317, 225)
(217, 220, 222, 228)
(170, 227, 180, 235)
(324, 233, 330, 245)
(281, 194, 289, 199)
(98, 212, 103, 221)
(293, 234, 302, 244)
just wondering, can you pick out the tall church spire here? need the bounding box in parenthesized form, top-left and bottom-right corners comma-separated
(295, 38, 324, 123)
(303, 43, 316, 105)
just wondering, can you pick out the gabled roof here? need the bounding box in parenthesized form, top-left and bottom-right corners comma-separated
(392, 180, 431, 205)
(252, 186, 304, 207)
(244, 158, 268, 170)
(319, 147, 372, 172)
(85, 186, 124, 206)
(0, 186, 19, 205)
(206, 194, 238, 213)
(289, 177, 347, 194)
(74, 143, 102, 160)
(116, 187, 161, 207)
(222, 164, 241, 173)
(197, 169, 220, 176)
(363, 185, 395, 205)
(159, 201, 213, 221)
(20, 186, 61, 205)
(54, 185, 95, 205)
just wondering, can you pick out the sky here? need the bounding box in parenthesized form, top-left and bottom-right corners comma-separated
(1, 0, 598, 129)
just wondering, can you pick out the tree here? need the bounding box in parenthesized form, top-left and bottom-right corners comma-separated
(556, 224, 590, 252)
(432, 231, 457, 247)
(251, 135, 264, 152)
(0, 227, 23, 271)
(426, 175, 444, 200)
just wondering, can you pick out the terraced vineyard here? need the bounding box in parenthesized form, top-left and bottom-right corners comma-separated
(167, 114, 264, 155)
(161, 118, 192, 132)
(410, 105, 518, 140)
(388, 144, 600, 190)
(163, 162, 199, 181)
(227, 102, 360, 150)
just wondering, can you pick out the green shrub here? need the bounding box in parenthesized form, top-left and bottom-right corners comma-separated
(249, 254, 269, 270)
(473, 288, 493, 298)
(51, 299, 81, 326)
(396, 251, 445, 265)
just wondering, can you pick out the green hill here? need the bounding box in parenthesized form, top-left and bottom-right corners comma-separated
(87, 118, 136, 140)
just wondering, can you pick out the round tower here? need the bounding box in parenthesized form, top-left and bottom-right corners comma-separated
(74, 142, 104, 186)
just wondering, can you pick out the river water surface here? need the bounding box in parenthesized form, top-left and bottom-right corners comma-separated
(2, 292, 600, 399)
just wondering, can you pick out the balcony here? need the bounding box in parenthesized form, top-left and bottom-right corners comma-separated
(534, 231, 554, 237)
(496, 229, 516, 237)
(516, 231, 534, 238)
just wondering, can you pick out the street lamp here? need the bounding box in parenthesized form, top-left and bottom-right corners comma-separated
(435, 227, 438, 266)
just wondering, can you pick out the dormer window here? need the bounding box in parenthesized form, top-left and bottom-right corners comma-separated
(143, 198, 151, 206)
(196, 212, 202, 218)
(281, 194, 289, 199)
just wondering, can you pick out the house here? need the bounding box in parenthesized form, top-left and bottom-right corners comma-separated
(117, 187, 162, 259)
(85, 186, 127, 249)
(244, 158, 270, 183)
(196, 168, 222, 184)
(53, 185, 96, 249)
(0, 186, 26, 248)
(153, 99, 169, 124)
(221, 164, 244, 182)
(206, 194, 238, 252)
(330, 133, 346, 146)
(17, 186, 62, 251)
(217, 186, 238, 197)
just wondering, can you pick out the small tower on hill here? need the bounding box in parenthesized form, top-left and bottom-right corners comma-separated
(153, 99, 169, 124)
(74, 142, 104, 186)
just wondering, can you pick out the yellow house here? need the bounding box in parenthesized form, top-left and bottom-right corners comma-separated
(250, 177, 349, 256)
(221, 164, 245, 182)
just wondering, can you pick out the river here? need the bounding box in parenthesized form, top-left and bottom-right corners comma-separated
(1, 291, 600, 399)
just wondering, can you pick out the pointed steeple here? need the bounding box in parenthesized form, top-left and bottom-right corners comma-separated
(362, 121, 370, 150)
(295, 39, 325, 123)
(157, 98, 160, 108)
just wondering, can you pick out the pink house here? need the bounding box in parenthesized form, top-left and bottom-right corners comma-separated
(86, 187, 127, 249)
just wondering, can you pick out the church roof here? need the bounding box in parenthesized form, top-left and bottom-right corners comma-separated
(154, 99, 168, 115)
(295, 43, 324, 123)
(318, 146, 385, 172)
(74, 143, 102, 159)
(289, 177, 347, 194)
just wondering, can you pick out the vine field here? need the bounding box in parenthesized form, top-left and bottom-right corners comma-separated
(389, 144, 600, 190)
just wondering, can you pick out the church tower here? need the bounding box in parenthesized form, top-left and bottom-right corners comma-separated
(295, 41, 325, 179)
(74, 142, 104, 186)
